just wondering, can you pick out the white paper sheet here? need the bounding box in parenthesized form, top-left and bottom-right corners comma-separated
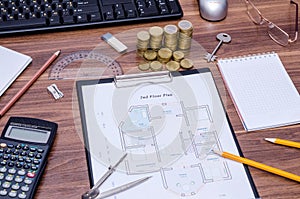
(0, 46, 32, 96)
(77, 69, 259, 199)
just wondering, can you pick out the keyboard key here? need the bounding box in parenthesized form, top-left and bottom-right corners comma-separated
(101, 0, 132, 6)
(123, 3, 137, 18)
(139, 6, 158, 17)
(77, 5, 100, 14)
(102, 6, 114, 20)
(47, 16, 61, 26)
(115, 9, 125, 19)
(168, 0, 180, 13)
(87, 12, 102, 22)
(61, 15, 75, 24)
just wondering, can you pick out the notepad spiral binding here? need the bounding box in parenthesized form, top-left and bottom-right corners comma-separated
(218, 51, 276, 62)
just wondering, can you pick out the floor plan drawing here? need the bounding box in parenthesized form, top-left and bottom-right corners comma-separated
(77, 69, 258, 199)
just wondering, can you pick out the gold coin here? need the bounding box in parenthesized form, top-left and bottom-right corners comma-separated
(158, 48, 172, 59)
(166, 61, 180, 71)
(173, 51, 185, 61)
(138, 62, 150, 71)
(137, 30, 150, 41)
(158, 48, 173, 63)
(149, 26, 164, 37)
(143, 50, 157, 61)
(164, 24, 178, 35)
(178, 20, 193, 34)
(150, 61, 163, 71)
(180, 58, 194, 69)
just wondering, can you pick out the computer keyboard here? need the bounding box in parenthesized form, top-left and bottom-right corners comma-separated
(0, 0, 183, 35)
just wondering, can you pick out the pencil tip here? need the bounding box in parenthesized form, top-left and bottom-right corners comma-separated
(264, 138, 275, 143)
(212, 149, 222, 156)
(55, 50, 61, 56)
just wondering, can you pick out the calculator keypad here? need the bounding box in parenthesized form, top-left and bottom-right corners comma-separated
(0, 142, 44, 199)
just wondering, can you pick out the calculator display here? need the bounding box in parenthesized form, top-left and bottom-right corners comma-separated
(5, 126, 50, 143)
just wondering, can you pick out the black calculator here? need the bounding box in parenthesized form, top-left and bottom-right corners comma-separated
(0, 117, 57, 199)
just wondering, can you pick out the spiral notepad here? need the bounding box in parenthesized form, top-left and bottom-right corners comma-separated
(217, 52, 300, 131)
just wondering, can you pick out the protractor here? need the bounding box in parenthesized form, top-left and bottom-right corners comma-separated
(48, 50, 123, 80)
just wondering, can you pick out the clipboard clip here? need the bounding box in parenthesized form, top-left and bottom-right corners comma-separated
(81, 153, 151, 199)
(114, 71, 173, 88)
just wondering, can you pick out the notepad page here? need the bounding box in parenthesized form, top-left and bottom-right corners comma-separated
(0, 46, 32, 96)
(218, 52, 300, 131)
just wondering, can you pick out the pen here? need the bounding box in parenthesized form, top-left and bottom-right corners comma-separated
(265, 138, 300, 149)
(0, 50, 61, 118)
(214, 150, 300, 183)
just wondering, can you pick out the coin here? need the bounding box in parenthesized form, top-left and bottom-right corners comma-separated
(137, 30, 150, 41)
(158, 48, 173, 63)
(178, 20, 193, 36)
(143, 50, 157, 61)
(150, 61, 163, 71)
(166, 61, 180, 71)
(173, 50, 185, 62)
(138, 62, 150, 71)
(180, 58, 194, 69)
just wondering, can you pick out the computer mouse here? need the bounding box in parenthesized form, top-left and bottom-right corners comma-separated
(198, 0, 228, 21)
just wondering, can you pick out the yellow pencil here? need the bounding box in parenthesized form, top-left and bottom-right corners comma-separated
(265, 138, 300, 149)
(214, 150, 300, 183)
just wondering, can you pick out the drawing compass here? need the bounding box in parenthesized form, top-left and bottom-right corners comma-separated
(82, 153, 151, 199)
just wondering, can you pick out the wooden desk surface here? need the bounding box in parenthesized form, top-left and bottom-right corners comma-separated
(0, 0, 299, 198)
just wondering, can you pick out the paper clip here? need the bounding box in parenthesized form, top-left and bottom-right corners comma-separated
(47, 84, 64, 100)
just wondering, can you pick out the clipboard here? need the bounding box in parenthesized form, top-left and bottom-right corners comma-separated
(76, 68, 260, 199)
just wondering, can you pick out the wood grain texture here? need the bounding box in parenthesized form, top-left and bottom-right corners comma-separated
(0, 0, 299, 198)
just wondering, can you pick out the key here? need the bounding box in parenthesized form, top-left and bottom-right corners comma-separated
(206, 33, 231, 62)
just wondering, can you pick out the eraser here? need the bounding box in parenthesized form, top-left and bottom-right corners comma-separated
(101, 32, 128, 53)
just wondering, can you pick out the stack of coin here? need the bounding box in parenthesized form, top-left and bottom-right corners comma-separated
(149, 26, 164, 50)
(157, 48, 173, 63)
(137, 30, 150, 55)
(163, 24, 178, 51)
(177, 20, 193, 50)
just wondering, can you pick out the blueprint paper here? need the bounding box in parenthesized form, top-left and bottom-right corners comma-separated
(77, 69, 259, 199)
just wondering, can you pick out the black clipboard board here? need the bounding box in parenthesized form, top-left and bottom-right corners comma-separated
(76, 68, 260, 199)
